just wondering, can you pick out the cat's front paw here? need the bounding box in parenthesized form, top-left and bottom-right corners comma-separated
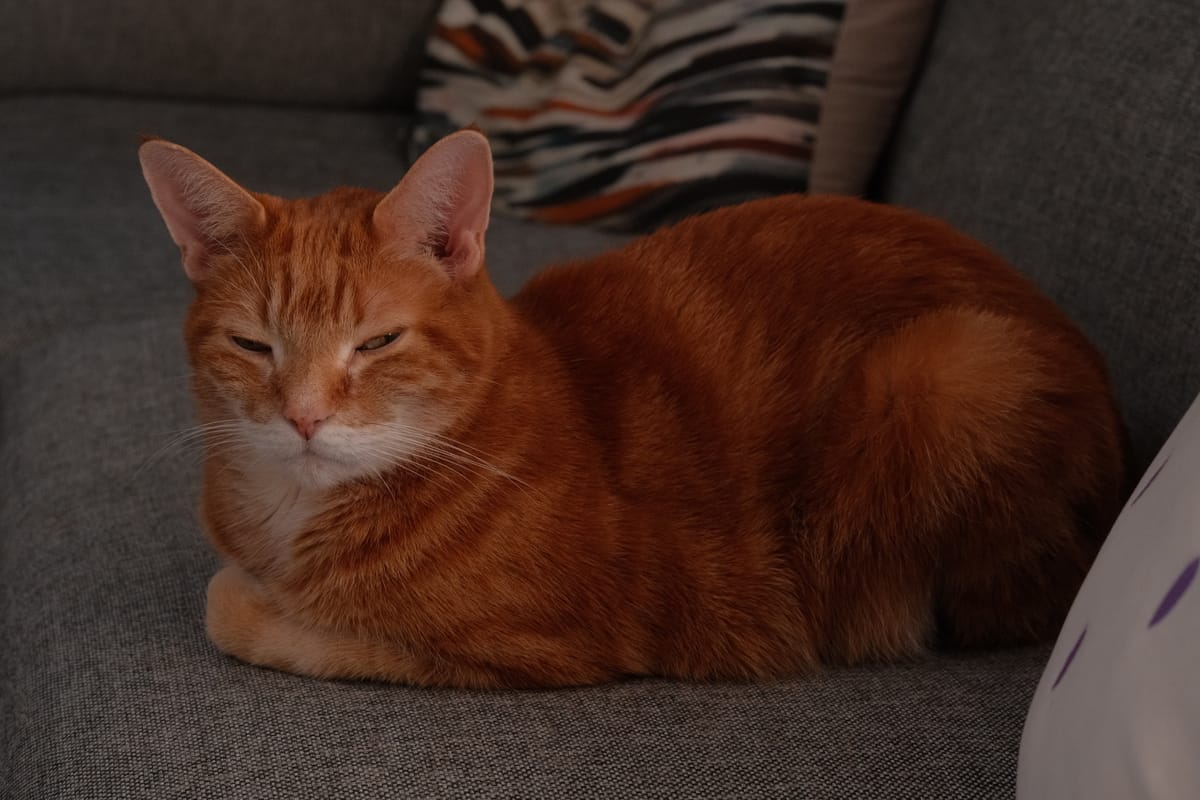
(205, 564, 273, 667)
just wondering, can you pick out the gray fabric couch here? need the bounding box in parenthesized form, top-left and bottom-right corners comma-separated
(3, 1, 1198, 797)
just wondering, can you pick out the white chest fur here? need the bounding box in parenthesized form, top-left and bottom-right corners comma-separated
(234, 470, 320, 565)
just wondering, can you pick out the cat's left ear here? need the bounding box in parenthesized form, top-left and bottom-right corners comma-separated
(373, 129, 493, 282)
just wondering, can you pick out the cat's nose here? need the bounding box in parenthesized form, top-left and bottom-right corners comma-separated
(285, 411, 329, 441)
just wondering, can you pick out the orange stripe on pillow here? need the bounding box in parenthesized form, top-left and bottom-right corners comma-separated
(435, 25, 486, 64)
(531, 183, 669, 224)
(485, 96, 657, 122)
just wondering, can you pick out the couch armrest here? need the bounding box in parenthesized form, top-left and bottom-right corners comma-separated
(0, 0, 441, 108)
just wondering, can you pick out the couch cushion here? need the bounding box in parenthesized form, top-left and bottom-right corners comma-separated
(0, 0, 440, 107)
(0, 95, 630, 355)
(879, 0, 1200, 473)
(1, 315, 1047, 798)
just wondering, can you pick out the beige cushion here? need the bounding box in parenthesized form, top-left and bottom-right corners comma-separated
(810, 0, 937, 196)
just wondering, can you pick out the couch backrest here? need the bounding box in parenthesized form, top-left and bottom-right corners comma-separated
(880, 0, 1200, 473)
(0, 0, 440, 107)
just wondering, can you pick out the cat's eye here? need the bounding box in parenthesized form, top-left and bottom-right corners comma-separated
(357, 332, 402, 352)
(231, 335, 271, 354)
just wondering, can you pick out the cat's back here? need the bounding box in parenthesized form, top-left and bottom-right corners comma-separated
(512, 195, 1101, 391)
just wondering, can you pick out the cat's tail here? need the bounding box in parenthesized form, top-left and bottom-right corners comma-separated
(803, 306, 1125, 663)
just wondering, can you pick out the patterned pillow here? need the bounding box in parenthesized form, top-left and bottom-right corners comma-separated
(412, 0, 846, 232)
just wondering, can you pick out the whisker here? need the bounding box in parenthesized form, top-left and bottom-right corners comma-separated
(362, 435, 537, 499)
(371, 421, 531, 488)
(133, 419, 251, 478)
(356, 438, 477, 486)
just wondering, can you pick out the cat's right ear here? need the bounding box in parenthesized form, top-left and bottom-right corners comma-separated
(138, 139, 266, 283)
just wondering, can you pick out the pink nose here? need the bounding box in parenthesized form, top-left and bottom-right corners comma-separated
(286, 412, 328, 441)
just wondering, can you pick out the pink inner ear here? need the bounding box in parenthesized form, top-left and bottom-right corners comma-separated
(138, 141, 265, 283)
(373, 130, 494, 281)
(441, 228, 482, 280)
(148, 180, 210, 269)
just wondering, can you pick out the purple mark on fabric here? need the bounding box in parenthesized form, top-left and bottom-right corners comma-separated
(1051, 627, 1086, 690)
(1149, 557, 1199, 628)
(1130, 452, 1171, 505)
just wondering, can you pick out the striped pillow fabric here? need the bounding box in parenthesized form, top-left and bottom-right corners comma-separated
(413, 0, 845, 232)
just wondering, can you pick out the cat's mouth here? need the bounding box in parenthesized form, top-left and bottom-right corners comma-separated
(281, 445, 357, 489)
(293, 444, 345, 465)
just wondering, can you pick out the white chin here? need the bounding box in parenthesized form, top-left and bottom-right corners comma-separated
(286, 452, 360, 490)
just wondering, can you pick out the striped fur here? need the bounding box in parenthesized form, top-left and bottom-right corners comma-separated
(139, 135, 1127, 689)
(414, 0, 845, 231)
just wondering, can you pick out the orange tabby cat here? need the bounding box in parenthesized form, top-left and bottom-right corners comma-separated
(139, 131, 1126, 688)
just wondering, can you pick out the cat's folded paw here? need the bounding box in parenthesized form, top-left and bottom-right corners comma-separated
(205, 564, 273, 667)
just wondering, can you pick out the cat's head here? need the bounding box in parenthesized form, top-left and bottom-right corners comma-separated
(139, 131, 504, 490)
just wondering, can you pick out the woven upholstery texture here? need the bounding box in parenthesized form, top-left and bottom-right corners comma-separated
(0, 0, 442, 107)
